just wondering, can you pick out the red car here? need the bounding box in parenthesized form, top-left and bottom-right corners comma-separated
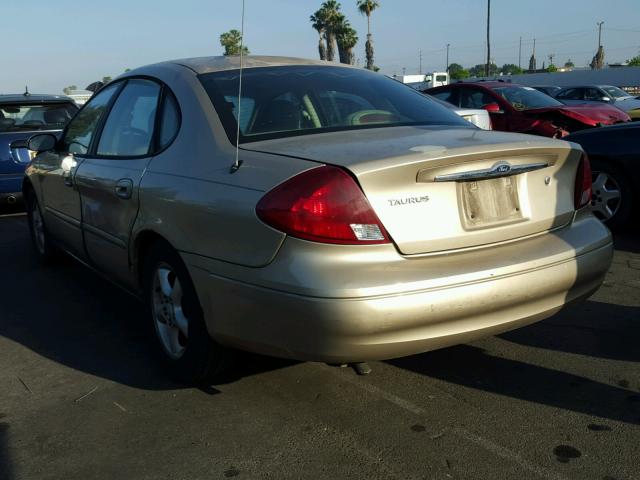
(426, 81, 630, 138)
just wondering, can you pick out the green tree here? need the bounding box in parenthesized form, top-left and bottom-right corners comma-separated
(102, 76, 112, 84)
(310, 9, 328, 60)
(448, 63, 469, 80)
(547, 64, 558, 72)
(564, 59, 574, 68)
(500, 64, 522, 75)
(469, 63, 497, 77)
(336, 18, 358, 65)
(62, 85, 77, 94)
(219, 29, 249, 56)
(357, 0, 379, 70)
(627, 55, 640, 66)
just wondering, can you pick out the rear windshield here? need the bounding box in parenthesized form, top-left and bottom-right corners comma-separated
(199, 65, 469, 143)
(493, 86, 564, 110)
(0, 103, 77, 132)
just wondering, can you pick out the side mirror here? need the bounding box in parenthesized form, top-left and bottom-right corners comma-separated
(482, 103, 503, 114)
(27, 133, 57, 153)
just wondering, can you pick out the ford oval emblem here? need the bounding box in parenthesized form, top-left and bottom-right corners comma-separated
(495, 164, 511, 174)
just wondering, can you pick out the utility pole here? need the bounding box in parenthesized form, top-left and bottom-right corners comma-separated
(485, 0, 491, 77)
(419, 50, 422, 75)
(548, 53, 555, 65)
(597, 21, 604, 48)
(446, 43, 450, 73)
(518, 36, 522, 69)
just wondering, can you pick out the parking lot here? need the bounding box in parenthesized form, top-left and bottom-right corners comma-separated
(0, 211, 638, 480)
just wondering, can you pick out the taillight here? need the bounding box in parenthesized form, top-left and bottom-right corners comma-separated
(574, 153, 592, 209)
(256, 165, 390, 245)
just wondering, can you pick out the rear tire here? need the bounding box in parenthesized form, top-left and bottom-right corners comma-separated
(25, 189, 59, 264)
(590, 161, 633, 230)
(142, 241, 232, 384)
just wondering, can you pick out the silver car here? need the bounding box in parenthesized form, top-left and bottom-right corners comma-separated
(24, 57, 613, 383)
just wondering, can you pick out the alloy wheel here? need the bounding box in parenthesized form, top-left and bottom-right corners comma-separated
(151, 264, 189, 359)
(590, 171, 621, 221)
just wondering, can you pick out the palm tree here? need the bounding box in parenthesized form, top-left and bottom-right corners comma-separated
(357, 0, 379, 70)
(310, 10, 328, 60)
(336, 19, 358, 65)
(320, 0, 342, 62)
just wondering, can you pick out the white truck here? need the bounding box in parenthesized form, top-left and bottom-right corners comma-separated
(393, 72, 449, 90)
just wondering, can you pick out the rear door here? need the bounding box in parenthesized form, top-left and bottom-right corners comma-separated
(74, 78, 170, 288)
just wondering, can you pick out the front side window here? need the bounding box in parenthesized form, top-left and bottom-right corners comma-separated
(0, 103, 77, 132)
(97, 79, 161, 157)
(62, 83, 121, 154)
(493, 86, 564, 110)
(585, 88, 603, 101)
(199, 66, 469, 143)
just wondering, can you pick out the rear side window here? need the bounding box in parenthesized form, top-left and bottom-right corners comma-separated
(97, 79, 161, 157)
(199, 65, 469, 144)
(158, 90, 181, 150)
(62, 83, 120, 154)
(557, 88, 582, 100)
(430, 89, 457, 105)
(458, 88, 495, 109)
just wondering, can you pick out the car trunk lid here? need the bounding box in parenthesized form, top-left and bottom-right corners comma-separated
(243, 126, 580, 255)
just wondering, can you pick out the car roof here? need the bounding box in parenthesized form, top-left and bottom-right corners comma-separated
(158, 56, 343, 75)
(0, 93, 74, 105)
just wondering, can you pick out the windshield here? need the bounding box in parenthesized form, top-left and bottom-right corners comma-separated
(199, 65, 469, 143)
(0, 102, 77, 132)
(492, 86, 564, 110)
(602, 86, 631, 99)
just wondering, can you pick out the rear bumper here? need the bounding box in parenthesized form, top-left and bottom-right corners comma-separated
(186, 214, 613, 362)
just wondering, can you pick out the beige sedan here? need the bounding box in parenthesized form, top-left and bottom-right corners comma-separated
(23, 57, 612, 383)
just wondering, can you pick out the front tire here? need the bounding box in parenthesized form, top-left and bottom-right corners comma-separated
(143, 241, 231, 384)
(26, 190, 59, 264)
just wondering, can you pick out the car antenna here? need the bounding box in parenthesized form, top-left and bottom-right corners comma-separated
(230, 0, 246, 174)
(24, 85, 30, 97)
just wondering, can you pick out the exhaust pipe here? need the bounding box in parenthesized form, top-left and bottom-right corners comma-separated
(6, 195, 17, 205)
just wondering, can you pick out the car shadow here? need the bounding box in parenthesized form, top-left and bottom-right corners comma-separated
(500, 300, 640, 363)
(612, 231, 640, 254)
(0, 216, 295, 392)
(387, 301, 640, 425)
(0, 420, 13, 480)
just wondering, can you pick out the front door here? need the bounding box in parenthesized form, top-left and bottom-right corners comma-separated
(74, 79, 162, 288)
(37, 83, 122, 259)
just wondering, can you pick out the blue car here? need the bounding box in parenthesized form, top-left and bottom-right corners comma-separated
(1, 93, 77, 206)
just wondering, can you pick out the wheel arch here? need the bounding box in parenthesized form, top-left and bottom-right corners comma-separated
(131, 229, 177, 290)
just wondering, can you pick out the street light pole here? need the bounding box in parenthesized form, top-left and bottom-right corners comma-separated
(597, 21, 604, 48)
(446, 43, 450, 73)
(485, 0, 491, 77)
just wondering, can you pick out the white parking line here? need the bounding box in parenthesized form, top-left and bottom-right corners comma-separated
(325, 366, 569, 480)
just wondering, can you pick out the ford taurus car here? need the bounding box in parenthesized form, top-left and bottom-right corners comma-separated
(23, 57, 613, 383)
(1, 93, 77, 206)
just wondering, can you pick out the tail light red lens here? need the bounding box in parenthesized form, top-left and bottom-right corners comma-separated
(256, 165, 390, 245)
(574, 153, 592, 209)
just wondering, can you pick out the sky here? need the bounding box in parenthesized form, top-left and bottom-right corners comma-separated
(2, 0, 640, 94)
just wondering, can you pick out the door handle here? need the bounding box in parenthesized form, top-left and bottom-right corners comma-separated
(115, 178, 134, 199)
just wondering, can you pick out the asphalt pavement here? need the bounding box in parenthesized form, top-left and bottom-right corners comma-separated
(0, 210, 639, 480)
